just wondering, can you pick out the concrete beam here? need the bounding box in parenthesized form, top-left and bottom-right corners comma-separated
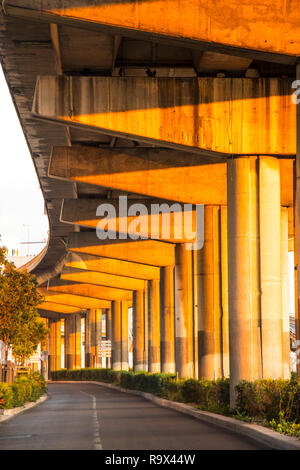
(48, 279, 133, 301)
(61, 266, 146, 291)
(33, 76, 295, 156)
(50, 146, 293, 206)
(38, 288, 111, 310)
(5, 1, 300, 61)
(37, 301, 82, 315)
(68, 232, 175, 267)
(61, 198, 198, 243)
(65, 252, 160, 281)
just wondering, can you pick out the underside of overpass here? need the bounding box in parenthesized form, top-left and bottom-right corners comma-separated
(0, 1, 299, 405)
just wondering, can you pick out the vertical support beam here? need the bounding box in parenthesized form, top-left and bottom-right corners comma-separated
(295, 62, 300, 377)
(161, 266, 175, 373)
(49, 321, 56, 374)
(227, 157, 261, 406)
(198, 206, 222, 380)
(106, 308, 112, 368)
(221, 205, 229, 378)
(149, 279, 161, 373)
(74, 314, 82, 368)
(259, 156, 283, 378)
(133, 289, 146, 371)
(121, 301, 129, 370)
(55, 320, 62, 370)
(175, 244, 194, 378)
(112, 300, 122, 370)
(192, 249, 199, 379)
(281, 207, 291, 379)
(144, 281, 149, 371)
(95, 309, 103, 367)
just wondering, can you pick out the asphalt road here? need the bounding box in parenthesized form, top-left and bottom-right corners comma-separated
(0, 383, 264, 450)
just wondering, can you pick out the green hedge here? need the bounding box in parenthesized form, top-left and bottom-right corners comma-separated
(52, 368, 230, 414)
(0, 372, 47, 409)
(51, 368, 120, 383)
(235, 378, 300, 422)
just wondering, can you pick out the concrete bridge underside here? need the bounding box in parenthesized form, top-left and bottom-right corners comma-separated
(0, 1, 299, 405)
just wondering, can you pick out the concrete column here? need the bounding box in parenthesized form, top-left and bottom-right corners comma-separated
(149, 279, 161, 373)
(95, 309, 102, 368)
(175, 244, 194, 378)
(55, 320, 62, 370)
(74, 314, 82, 369)
(198, 205, 222, 380)
(49, 321, 56, 373)
(133, 289, 146, 371)
(121, 301, 129, 371)
(144, 281, 149, 371)
(192, 249, 199, 380)
(259, 156, 283, 378)
(112, 301, 122, 370)
(227, 157, 261, 406)
(161, 266, 175, 373)
(220, 205, 229, 378)
(295, 62, 300, 377)
(86, 309, 96, 367)
(281, 207, 290, 379)
(106, 308, 112, 369)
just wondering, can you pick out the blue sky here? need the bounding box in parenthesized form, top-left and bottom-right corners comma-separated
(0, 65, 48, 256)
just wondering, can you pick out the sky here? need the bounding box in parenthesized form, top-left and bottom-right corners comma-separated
(0, 65, 48, 257)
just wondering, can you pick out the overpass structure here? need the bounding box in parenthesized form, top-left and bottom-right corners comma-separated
(0, 1, 299, 404)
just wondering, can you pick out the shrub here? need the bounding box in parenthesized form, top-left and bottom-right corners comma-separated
(235, 378, 300, 423)
(51, 368, 119, 384)
(0, 382, 15, 409)
(0, 372, 46, 409)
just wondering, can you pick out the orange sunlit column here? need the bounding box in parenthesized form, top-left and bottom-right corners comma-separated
(148, 279, 161, 373)
(161, 267, 175, 374)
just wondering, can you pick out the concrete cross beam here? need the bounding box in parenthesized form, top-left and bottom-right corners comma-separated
(38, 288, 112, 310)
(33, 76, 295, 156)
(65, 252, 161, 281)
(49, 146, 294, 207)
(61, 266, 146, 291)
(68, 232, 176, 267)
(48, 278, 133, 301)
(4, 1, 300, 62)
(60, 197, 199, 243)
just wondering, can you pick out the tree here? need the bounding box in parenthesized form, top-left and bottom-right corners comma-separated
(0, 247, 48, 368)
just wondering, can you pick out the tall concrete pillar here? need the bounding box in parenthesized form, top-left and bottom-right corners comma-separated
(121, 301, 129, 371)
(55, 320, 62, 370)
(49, 321, 56, 373)
(148, 279, 161, 373)
(227, 157, 261, 406)
(95, 309, 102, 368)
(281, 207, 291, 379)
(175, 244, 194, 378)
(295, 62, 300, 377)
(86, 309, 96, 367)
(106, 308, 112, 369)
(133, 289, 146, 371)
(192, 249, 199, 380)
(259, 156, 283, 378)
(74, 314, 82, 369)
(65, 314, 81, 369)
(112, 301, 122, 370)
(220, 206, 229, 378)
(198, 205, 222, 380)
(161, 266, 175, 373)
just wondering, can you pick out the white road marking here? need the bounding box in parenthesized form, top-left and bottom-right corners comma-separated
(80, 391, 103, 450)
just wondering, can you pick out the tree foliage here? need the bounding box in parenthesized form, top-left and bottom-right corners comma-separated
(0, 247, 48, 365)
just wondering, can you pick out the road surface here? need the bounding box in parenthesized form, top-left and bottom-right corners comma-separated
(0, 383, 265, 450)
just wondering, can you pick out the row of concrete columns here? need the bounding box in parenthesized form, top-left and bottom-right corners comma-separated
(47, 156, 291, 404)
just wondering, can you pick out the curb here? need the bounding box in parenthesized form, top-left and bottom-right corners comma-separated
(0, 394, 48, 424)
(50, 380, 300, 450)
